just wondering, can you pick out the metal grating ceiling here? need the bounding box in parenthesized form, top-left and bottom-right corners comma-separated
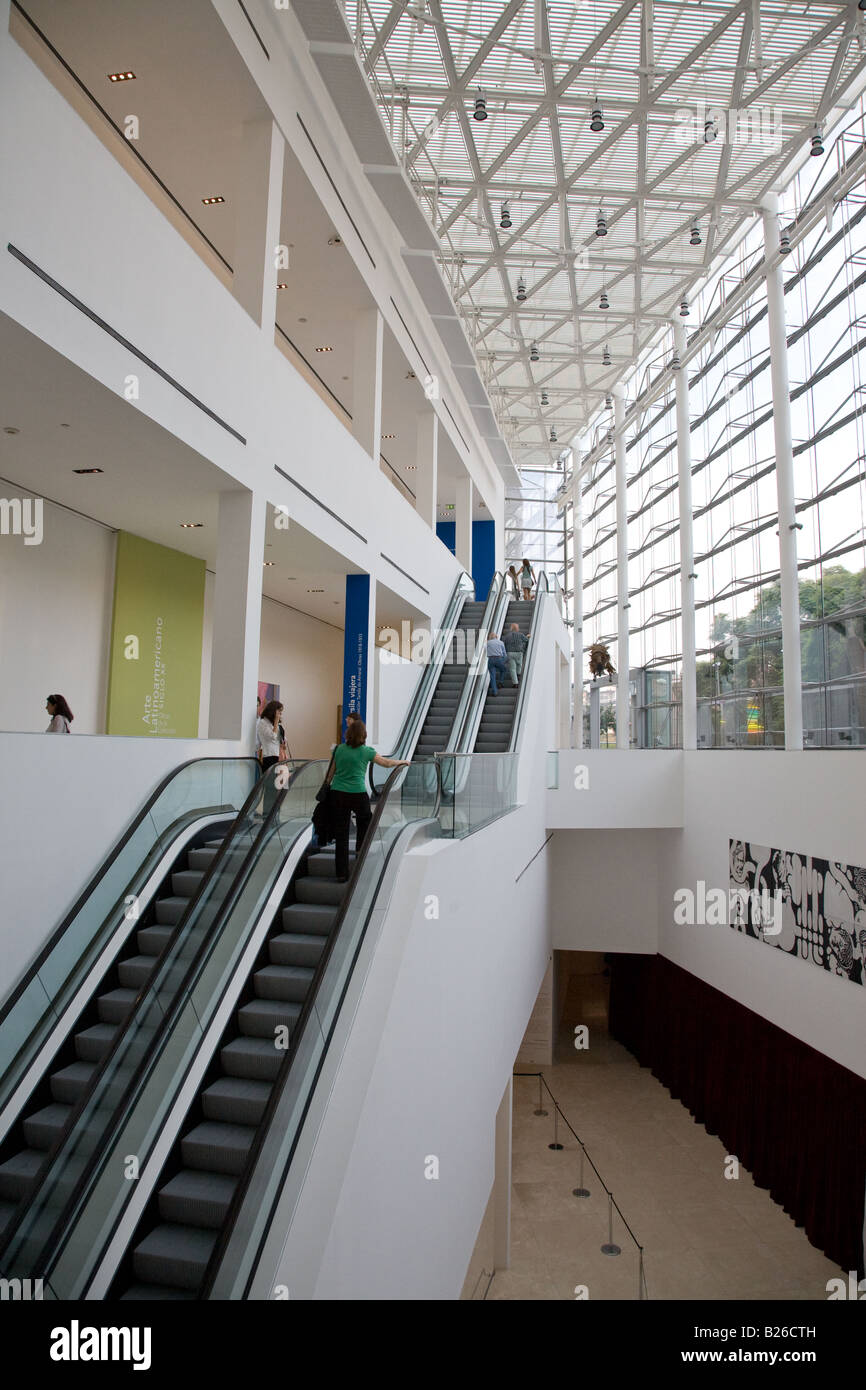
(341, 0, 866, 467)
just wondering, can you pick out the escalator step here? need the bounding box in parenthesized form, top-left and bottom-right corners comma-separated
(269, 932, 327, 968)
(132, 1223, 217, 1291)
(237, 997, 302, 1039)
(171, 870, 205, 897)
(221, 1037, 283, 1082)
(154, 897, 188, 927)
(281, 903, 336, 935)
(50, 1061, 97, 1105)
(137, 924, 174, 955)
(157, 1169, 238, 1227)
(294, 876, 346, 906)
(22, 1103, 72, 1151)
(97, 987, 138, 1025)
(181, 1122, 255, 1176)
(0, 1200, 16, 1240)
(187, 847, 219, 871)
(117, 954, 157, 989)
(253, 964, 315, 1004)
(74, 1024, 117, 1062)
(0, 1148, 43, 1200)
(307, 853, 353, 879)
(202, 1077, 272, 1126)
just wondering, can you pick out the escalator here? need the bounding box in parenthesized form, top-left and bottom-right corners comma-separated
(412, 599, 488, 757)
(0, 758, 259, 1247)
(472, 599, 533, 752)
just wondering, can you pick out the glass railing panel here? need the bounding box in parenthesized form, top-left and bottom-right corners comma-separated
(0, 761, 328, 1291)
(0, 758, 259, 1120)
(437, 753, 518, 838)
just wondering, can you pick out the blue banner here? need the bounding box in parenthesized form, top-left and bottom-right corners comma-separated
(342, 573, 370, 736)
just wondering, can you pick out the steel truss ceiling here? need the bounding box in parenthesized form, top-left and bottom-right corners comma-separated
(351, 0, 866, 467)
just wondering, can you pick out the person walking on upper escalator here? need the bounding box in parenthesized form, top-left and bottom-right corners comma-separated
(519, 557, 536, 601)
(503, 623, 529, 687)
(486, 632, 509, 696)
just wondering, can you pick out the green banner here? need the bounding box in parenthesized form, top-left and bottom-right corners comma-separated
(107, 532, 205, 738)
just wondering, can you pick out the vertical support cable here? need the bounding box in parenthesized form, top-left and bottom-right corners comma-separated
(572, 453, 585, 748)
(673, 322, 697, 751)
(613, 388, 630, 748)
(761, 195, 803, 750)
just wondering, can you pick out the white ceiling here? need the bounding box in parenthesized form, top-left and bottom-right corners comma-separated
(353, 0, 866, 466)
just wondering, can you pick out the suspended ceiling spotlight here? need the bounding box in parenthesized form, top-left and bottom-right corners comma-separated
(810, 124, 824, 157)
(689, 221, 702, 247)
(473, 92, 488, 122)
(605, 394, 613, 408)
(671, 348, 682, 371)
(589, 101, 605, 133)
(679, 298, 690, 317)
(704, 115, 718, 144)
(550, 426, 558, 443)
(530, 341, 540, 362)
(516, 274, 527, 301)
(500, 200, 512, 230)
(540, 389, 549, 405)
(602, 345, 612, 367)
(596, 207, 608, 237)
(599, 289, 609, 310)
(779, 228, 792, 256)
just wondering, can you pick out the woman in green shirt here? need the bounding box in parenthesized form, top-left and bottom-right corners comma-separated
(329, 721, 408, 881)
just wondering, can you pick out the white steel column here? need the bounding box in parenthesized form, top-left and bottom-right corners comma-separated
(493, 1076, 512, 1271)
(415, 410, 438, 529)
(455, 474, 473, 575)
(571, 453, 585, 748)
(612, 388, 630, 749)
(762, 194, 803, 750)
(673, 322, 697, 751)
(208, 490, 265, 744)
(232, 120, 285, 329)
(352, 308, 384, 463)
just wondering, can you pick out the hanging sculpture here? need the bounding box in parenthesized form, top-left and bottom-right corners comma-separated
(589, 643, 616, 679)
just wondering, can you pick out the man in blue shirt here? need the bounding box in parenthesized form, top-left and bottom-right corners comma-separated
(503, 623, 529, 686)
(486, 632, 509, 695)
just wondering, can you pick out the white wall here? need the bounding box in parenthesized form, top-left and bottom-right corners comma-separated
(549, 829, 670, 954)
(547, 749, 683, 828)
(0, 488, 115, 735)
(660, 752, 866, 1079)
(374, 649, 422, 752)
(257, 596, 343, 758)
(0, 730, 244, 989)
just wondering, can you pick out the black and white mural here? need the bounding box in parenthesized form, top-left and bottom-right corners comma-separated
(729, 839, 866, 989)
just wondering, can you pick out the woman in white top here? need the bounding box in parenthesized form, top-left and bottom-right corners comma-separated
(256, 700, 284, 814)
(519, 557, 536, 601)
(45, 694, 73, 732)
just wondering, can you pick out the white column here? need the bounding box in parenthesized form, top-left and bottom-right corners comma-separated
(415, 410, 438, 528)
(352, 308, 384, 462)
(762, 195, 803, 750)
(571, 453, 585, 748)
(232, 120, 285, 330)
(208, 490, 265, 744)
(455, 474, 473, 575)
(673, 322, 697, 751)
(613, 388, 630, 749)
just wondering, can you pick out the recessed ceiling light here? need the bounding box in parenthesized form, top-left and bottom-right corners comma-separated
(298, 317, 308, 323)
(405, 465, 417, 471)
(202, 195, 225, 205)
(382, 433, 396, 439)
(342, 375, 350, 381)
(287, 576, 297, 580)
(277, 283, 288, 290)
(307, 588, 324, 593)
(315, 346, 334, 353)
(3, 426, 20, 435)
(108, 71, 135, 82)
(328, 235, 342, 246)
(73, 467, 103, 474)
(180, 522, 203, 528)
(60, 422, 70, 428)
(264, 561, 275, 567)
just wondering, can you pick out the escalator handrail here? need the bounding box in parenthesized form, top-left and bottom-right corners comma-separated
(446, 571, 506, 754)
(385, 571, 474, 765)
(0, 755, 260, 1033)
(198, 757, 443, 1299)
(507, 572, 550, 753)
(0, 759, 322, 1276)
